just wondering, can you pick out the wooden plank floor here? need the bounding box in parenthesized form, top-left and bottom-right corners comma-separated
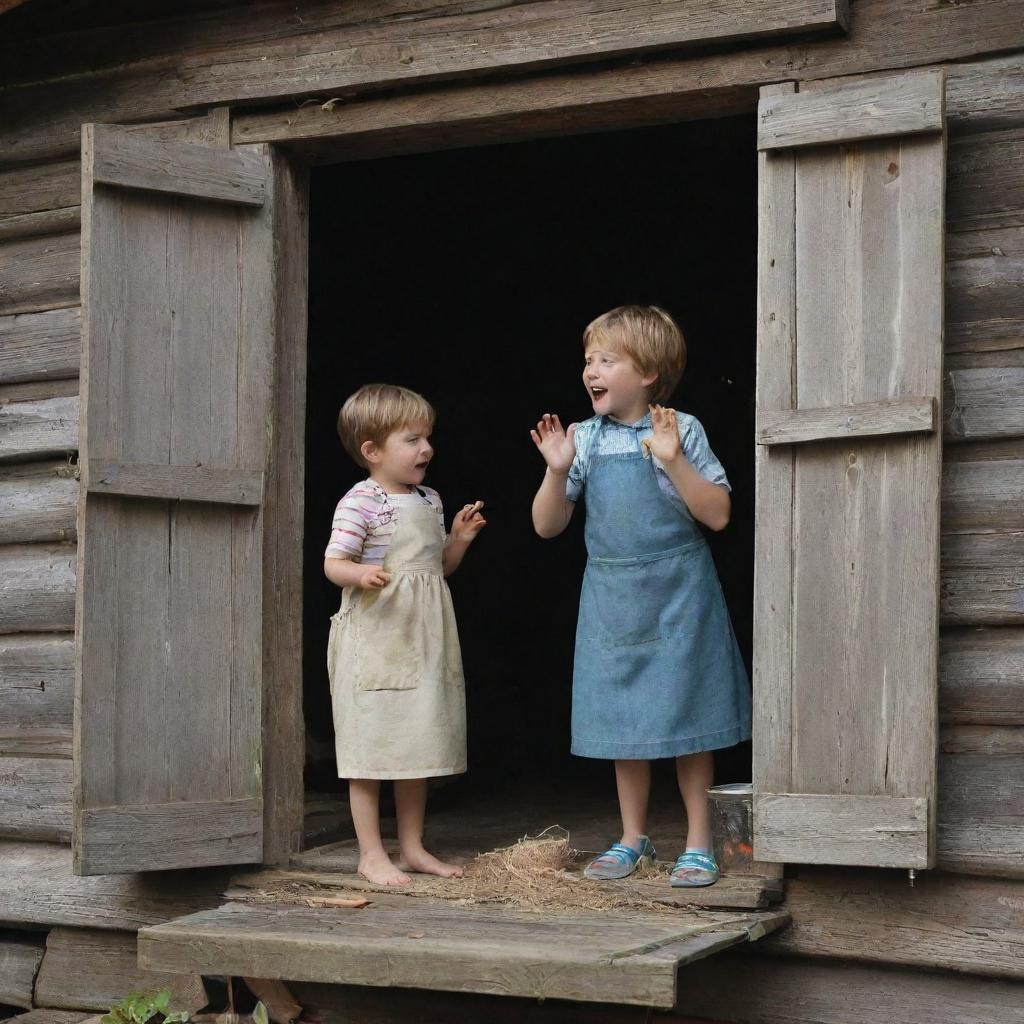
(293, 786, 781, 910)
(139, 897, 789, 1009)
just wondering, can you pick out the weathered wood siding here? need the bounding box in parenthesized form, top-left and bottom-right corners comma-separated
(0, 4, 1022, 997)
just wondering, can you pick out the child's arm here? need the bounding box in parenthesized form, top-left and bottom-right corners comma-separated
(324, 557, 391, 590)
(648, 405, 731, 532)
(530, 413, 577, 538)
(442, 501, 487, 577)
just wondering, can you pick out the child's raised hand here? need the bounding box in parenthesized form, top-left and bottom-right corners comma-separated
(356, 565, 392, 590)
(451, 500, 487, 544)
(647, 404, 682, 464)
(530, 414, 577, 475)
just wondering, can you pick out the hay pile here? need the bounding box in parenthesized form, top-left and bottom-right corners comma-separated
(234, 828, 690, 915)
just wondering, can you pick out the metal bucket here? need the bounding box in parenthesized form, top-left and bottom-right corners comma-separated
(707, 782, 754, 874)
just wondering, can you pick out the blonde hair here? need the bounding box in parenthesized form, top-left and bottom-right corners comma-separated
(337, 383, 435, 468)
(583, 305, 686, 403)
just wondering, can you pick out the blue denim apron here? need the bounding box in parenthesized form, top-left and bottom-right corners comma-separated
(571, 441, 752, 760)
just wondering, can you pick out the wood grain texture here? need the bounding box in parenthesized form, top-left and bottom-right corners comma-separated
(0, 544, 75, 633)
(85, 461, 263, 506)
(90, 124, 266, 206)
(0, 460, 78, 545)
(945, 52, 1024, 136)
(3, 0, 1022, 167)
(0, 633, 74, 758)
(0, 379, 79, 405)
(0, 396, 79, 462)
(139, 900, 789, 1009)
(945, 368, 1024, 441)
(0, 930, 44, 1009)
(757, 396, 935, 445)
(754, 794, 929, 868)
(0, 755, 71, 841)
(754, 868, 1024, 978)
(75, 125, 272, 874)
(681, 951, 1024, 1024)
(947, 128, 1024, 232)
(8, 1012, 95, 1024)
(939, 627, 1024, 725)
(941, 532, 1024, 625)
(0, 162, 80, 217)
(34, 928, 207, 1012)
(0, 207, 80, 243)
(78, 800, 262, 875)
(942, 457, 1024, 531)
(0, 308, 80, 385)
(946, 248, 1024, 356)
(0, 840, 228, 931)
(259, 148, 308, 865)
(0, 230, 79, 316)
(754, 80, 945, 869)
(758, 69, 944, 150)
(752, 84, 797, 807)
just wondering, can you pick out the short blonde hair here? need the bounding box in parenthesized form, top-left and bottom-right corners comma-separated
(583, 305, 686, 403)
(337, 383, 435, 468)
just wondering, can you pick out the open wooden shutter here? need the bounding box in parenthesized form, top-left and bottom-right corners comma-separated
(753, 71, 946, 869)
(74, 124, 274, 874)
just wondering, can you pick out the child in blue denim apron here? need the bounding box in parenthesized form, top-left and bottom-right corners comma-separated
(325, 384, 486, 887)
(530, 305, 751, 887)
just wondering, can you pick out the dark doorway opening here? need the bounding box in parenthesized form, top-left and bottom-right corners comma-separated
(303, 114, 757, 841)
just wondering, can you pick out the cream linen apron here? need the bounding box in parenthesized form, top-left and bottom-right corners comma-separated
(328, 498, 467, 779)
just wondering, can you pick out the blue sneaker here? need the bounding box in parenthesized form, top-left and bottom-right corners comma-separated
(583, 836, 656, 880)
(669, 849, 719, 887)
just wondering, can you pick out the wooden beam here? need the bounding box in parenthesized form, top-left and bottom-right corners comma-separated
(0, 930, 44, 1010)
(758, 69, 945, 150)
(0, 755, 71, 842)
(4, 2, 1024, 167)
(0, 308, 80, 385)
(940, 627, 1024, 725)
(0, 161, 80, 218)
(0, 633, 74, 759)
(0, 461, 78, 545)
(681, 950, 1024, 1024)
(942, 531, 1024, 625)
(945, 52, 1024, 135)
(757, 397, 936, 445)
(0, 396, 79, 462)
(88, 125, 266, 206)
(754, 794, 930, 868)
(945, 250, 1024, 357)
(0, 544, 75, 634)
(85, 461, 263, 506)
(0, 207, 80, 243)
(0, 840, 228, 931)
(34, 928, 207, 1012)
(0, 230, 78, 316)
(945, 368, 1024, 442)
(943, 456, 1024, 532)
(947, 128, 1024, 233)
(755, 867, 1024, 978)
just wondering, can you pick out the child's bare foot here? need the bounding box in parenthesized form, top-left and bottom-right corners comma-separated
(358, 851, 411, 886)
(399, 848, 464, 878)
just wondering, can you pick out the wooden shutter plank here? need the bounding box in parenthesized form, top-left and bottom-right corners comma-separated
(758, 69, 945, 150)
(754, 793, 929, 867)
(754, 75, 945, 869)
(753, 83, 798, 804)
(78, 799, 261, 874)
(85, 461, 263, 505)
(757, 396, 936, 445)
(90, 125, 266, 206)
(76, 125, 271, 874)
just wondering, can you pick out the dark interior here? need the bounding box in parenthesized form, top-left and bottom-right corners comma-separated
(303, 114, 757, 821)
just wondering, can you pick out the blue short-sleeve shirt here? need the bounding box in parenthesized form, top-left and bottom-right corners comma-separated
(565, 411, 730, 514)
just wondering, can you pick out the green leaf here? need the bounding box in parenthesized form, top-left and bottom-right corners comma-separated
(252, 1002, 268, 1024)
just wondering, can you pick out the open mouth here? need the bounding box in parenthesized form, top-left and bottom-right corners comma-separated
(414, 461, 430, 471)
(590, 387, 608, 401)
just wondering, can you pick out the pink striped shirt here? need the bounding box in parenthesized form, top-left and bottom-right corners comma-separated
(325, 479, 443, 566)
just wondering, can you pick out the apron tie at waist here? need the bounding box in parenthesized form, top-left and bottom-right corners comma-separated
(390, 564, 443, 575)
(588, 539, 703, 567)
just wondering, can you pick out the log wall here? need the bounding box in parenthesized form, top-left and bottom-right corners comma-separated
(0, 1, 1023, 1008)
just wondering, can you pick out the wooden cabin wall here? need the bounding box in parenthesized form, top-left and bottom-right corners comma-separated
(1, 2, 1024, 1017)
